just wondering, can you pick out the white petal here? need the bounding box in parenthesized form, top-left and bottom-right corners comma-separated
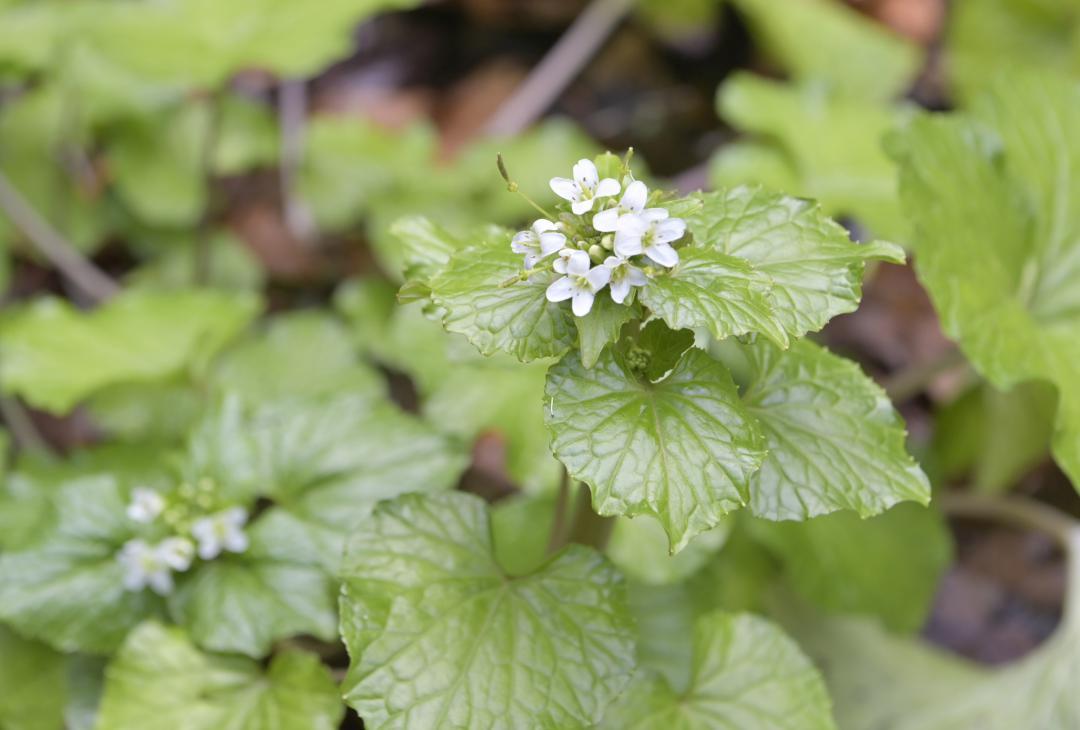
(122, 570, 146, 591)
(158, 538, 194, 571)
(550, 177, 580, 201)
(586, 265, 611, 290)
(532, 218, 558, 234)
(546, 277, 575, 302)
(148, 570, 174, 596)
(642, 207, 670, 222)
(566, 250, 591, 276)
(627, 267, 649, 286)
(190, 517, 213, 542)
(511, 239, 535, 255)
(197, 536, 223, 561)
(224, 507, 248, 526)
(553, 248, 575, 273)
(572, 289, 595, 317)
(610, 278, 631, 303)
(622, 180, 647, 212)
(538, 232, 566, 255)
(573, 158, 599, 189)
(595, 178, 621, 198)
(645, 242, 680, 267)
(523, 253, 539, 270)
(224, 530, 249, 554)
(653, 218, 687, 243)
(592, 207, 620, 233)
(571, 198, 595, 215)
(604, 255, 623, 268)
(614, 233, 643, 258)
(616, 214, 647, 236)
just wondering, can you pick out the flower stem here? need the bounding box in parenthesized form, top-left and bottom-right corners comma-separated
(546, 468, 572, 554)
(882, 346, 970, 403)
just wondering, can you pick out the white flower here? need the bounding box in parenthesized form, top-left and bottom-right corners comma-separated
(545, 250, 611, 316)
(592, 179, 647, 232)
(511, 219, 566, 269)
(126, 487, 165, 524)
(158, 537, 195, 571)
(191, 507, 250, 561)
(613, 209, 686, 267)
(550, 159, 620, 215)
(552, 247, 578, 274)
(118, 539, 174, 595)
(604, 256, 649, 303)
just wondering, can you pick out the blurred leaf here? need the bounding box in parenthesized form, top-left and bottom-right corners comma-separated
(730, 0, 921, 100)
(713, 73, 909, 238)
(635, 0, 723, 41)
(95, 622, 343, 730)
(489, 492, 556, 576)
(607, 515, 730, 585)
(0, 289, 259, 413)
(891, 71, 1080, 489)
(126, 230, 264, 292)
(749, 503, 952, 633)
(600, 611, 836, 730)
(0, 624, 66, 730)
(339, 491, 636, 729)
(738, 338, 930, 520)
(546, 346, 765, 553)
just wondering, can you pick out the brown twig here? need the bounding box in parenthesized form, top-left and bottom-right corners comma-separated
(882, 346, 969, 403)
(0, 396, 49, 453)
(483, 0, 636, 137)
(0, 169, 118, 303)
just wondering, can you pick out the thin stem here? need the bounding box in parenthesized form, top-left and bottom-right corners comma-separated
(278, 78, 315, 244)
(0, 169, 118, 303)
(568, 481, 614, 551)
(882, 346, 969, 402)
(0, 396, 49, 453)
(546, 468, 572, 554)
(193, 91, 225, 285)
(483, 0, 635, 137)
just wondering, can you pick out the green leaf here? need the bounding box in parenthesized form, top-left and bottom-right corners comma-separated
(640, 246, 790, 348)
(545, 346, 766, 552)
(607, 516, 729, 586)
(94, 622, 343, 730)
(891, 71, 1080, 489)
(429, 239, 577, 361)
(339, 491, 635, 730)
(738, 338, 930, 520)
(576, 295, 638, 369)
(730, 0, 920, 100)
(749, 503, 952, 633)
(0, 289, 258, 413)
(0, 625, 66, 730)
(0, 476, 161, 654)
(600, 611, 836, 730)
(685, 187, 904, 341)
(168, 511, 337, 658)
(713, 73, 908, 238)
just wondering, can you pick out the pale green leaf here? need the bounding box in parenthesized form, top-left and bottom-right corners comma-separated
(429, 240, 577, 361)
(730, 0, 920, 100)
(685, 187, 904, 341)
(713, 73, 908, 238)
(892, 72, 1080, 488)
(749, 503, 952, 633)
(339, 491, 635, 730)
(94, 622, 343, 730)
(639, 246, 790, 348)
(0, 289, 258, 413)
(607, 516, 729, 586)
(0, 625, 66, 730)
(738, 338, 930, 520)
(545, 346, 766, 552)
(600, 611, 836, 730)
(576, 296, 638, 369)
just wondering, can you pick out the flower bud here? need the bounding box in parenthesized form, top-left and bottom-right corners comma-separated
(600, 234, 614, 250)
(588, 245, 605, 264)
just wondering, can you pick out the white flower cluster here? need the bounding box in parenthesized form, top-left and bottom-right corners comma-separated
(510, 158, 687, 317)
(116, 484, 250, 596)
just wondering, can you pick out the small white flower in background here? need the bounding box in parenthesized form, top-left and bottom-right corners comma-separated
(157, 537, 195, 572)
(546, 249, 611, 316)
(511, 219, 566, 269)
(550, 159, 620, 215)
(191, 507, 250, 560)
(126, 487, 165, 524)
(592, 179, 647, 233)
(118, 539, 176, 595)
(614, 209, 687, 268)
(604, 256, 649, 304)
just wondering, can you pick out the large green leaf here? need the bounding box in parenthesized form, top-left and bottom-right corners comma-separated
(749, 503, 952, 633)
(685, 187, 904, 342)
(0, 625, 66, 730)
(0, 289, 258, 413)
(713, 73, 908, 239)
(738, 339, 930, 520)
(892, 72, 1080, 488)
(339, 491, 635, 730)
(545, 346, 766, 552)
(94, 622, 343, 730)
(0, 476, 161, 654)
(600, 611, 836, 730)
(429, 239, 577, 362)
(730, 0, 920, 100)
